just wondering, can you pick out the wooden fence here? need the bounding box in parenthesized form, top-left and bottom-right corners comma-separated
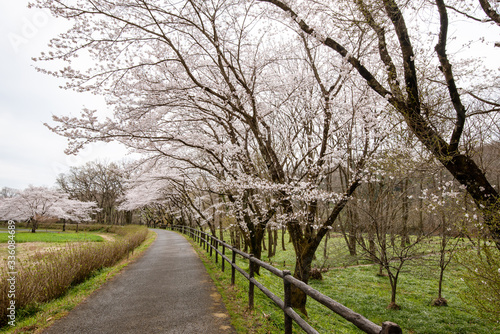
(168, 225, 402, 334)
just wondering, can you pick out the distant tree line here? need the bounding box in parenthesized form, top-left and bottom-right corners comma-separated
(56, 161, 133, 225)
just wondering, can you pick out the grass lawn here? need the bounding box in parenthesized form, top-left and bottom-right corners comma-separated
(186, 229, 500, 334)
(303, 265, 498, 334)
(0, 231, 104, 243)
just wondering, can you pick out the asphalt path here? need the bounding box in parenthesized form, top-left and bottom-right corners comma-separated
(43, 229, 236, 334)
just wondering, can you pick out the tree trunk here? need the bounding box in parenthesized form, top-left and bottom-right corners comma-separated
(323, 231, 329, 259)
(348, 232, 357, 256)
(247, 224, 265, 275)
(126, 210, 133, 225)
(267, 226, 273, 258)
(262, 228, 267, 251)
(435, 214, 449, 306)
(242, 235, 248, 253)
(418, 180, 424, 236)
(401, 178, 410, 246)
(340, 207, 358, 256)
(234, 229, 240, 250)
(387, 272, 400, 310)
(31, 219, 38, 233)
(291, 247, 315, 316)
(441, 154, 500, 250)
(437, 267, 444, 300)
(273, 228, 278, 256)
(281, 227, 286, 251)
(219, 219, 224, 242)
(369, 234, 376, 260)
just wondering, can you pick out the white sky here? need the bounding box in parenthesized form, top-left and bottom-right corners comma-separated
(0, 1, 129, 190)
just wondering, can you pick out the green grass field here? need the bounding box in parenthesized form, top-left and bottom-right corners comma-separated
(0, 231, 104, 243)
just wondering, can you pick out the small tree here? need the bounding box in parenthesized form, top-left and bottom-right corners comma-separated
(426, 178, 464, 306)
(355, 177, 428, 310)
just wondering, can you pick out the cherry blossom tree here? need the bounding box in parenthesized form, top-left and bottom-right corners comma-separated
(118, 163, 186, 227)
(256, 0, 500, 249)
(0, 186, 99, 232)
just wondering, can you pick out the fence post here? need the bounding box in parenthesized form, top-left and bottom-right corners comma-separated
(210, 237, 213, 257)
(248, 254, 254, 310)
(231, 249, 236, 286)
(222, 244, 225, 272)
(215, 239, 219, 264)
(283, 270, 292, 334)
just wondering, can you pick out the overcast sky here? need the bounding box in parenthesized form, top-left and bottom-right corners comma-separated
(0, 1, 129, 190)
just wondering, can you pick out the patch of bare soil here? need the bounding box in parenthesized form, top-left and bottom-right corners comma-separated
(97, 234, 115, 242)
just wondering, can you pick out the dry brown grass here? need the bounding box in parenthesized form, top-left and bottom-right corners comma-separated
(0, 225, 148, 327)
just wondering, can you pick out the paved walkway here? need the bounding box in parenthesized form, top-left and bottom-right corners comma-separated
(44, 229, 236, 334)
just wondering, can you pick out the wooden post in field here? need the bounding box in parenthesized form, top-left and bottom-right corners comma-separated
(283, 270, 292, 334)
(231, 250, 236, 286)
(210, 237, 213, 257)
(222, 244, 226, 272)
(248, 254, 254, 310)
(215, 239, 219, 264)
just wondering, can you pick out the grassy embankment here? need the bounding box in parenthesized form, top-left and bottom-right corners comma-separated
(185, 230, 500, 334)
(0, 225, 155, 333)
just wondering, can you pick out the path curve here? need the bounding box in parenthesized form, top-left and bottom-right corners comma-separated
(43, 229, 236, 334)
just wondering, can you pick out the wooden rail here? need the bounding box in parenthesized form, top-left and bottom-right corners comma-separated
(169, 225, 402, 334)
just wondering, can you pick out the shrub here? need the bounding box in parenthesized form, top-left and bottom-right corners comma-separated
(0, 225, 148, 327)
(457, 241, 500, 322)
